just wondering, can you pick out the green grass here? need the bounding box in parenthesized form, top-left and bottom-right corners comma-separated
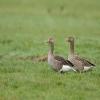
(0, 0, 100, 100)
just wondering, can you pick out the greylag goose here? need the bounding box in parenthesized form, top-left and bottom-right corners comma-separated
(66, 37, 95, 72)
(47, 37, 76, 73)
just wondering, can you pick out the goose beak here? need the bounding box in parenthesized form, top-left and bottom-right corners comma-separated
(45, 38, 54, 44)
(45, 40, 49, 43)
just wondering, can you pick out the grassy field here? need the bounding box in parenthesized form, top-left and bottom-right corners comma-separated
(0, 0, 100, 100)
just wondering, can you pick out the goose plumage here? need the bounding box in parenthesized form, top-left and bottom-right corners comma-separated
(66, 37, 95, 72)
(47, 37, 76, 73)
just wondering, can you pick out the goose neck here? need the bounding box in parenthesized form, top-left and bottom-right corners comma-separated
(69, 41, 74, 56)
(49, 43, 54, 54)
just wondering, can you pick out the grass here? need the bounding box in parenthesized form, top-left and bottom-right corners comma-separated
(0, 0, 100, 100)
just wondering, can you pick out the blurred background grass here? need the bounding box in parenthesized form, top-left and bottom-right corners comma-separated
(0, 0, 100, 100)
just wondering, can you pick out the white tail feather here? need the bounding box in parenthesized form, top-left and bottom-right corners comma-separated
(60, 65, 76, 72)
(83, 66, 93, 72)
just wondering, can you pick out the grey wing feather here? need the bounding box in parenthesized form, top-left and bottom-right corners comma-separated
(75, 56, 95, 66)
(54, 56, 74, 67)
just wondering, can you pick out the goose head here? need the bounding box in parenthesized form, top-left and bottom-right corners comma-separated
(47, 37, 54, 45)
(66, 36, 74, 43)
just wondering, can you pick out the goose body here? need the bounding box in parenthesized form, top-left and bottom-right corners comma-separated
(47, 38, 76, 73)
(67, 37, 95, 72)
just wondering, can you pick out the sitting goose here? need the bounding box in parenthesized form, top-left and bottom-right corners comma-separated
(66, 37, 95, 72)
(47, 37, 76, 73)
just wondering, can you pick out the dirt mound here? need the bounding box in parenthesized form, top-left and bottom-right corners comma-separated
(17, 55, 47, 62)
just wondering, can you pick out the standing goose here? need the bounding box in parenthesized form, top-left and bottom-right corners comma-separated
(47, 37, 76, 73)
(66, 37, 95, 72)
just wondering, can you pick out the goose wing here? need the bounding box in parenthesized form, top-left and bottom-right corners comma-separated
(75, 55, 95, 67)
(54, 56, 74, 67)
